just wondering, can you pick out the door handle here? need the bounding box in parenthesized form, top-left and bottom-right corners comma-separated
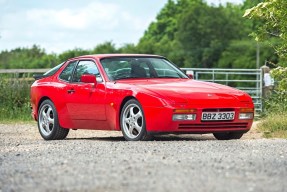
(67, 89, 75, 94)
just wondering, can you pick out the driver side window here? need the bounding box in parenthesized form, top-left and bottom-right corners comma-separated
(72, 60, 102, 82)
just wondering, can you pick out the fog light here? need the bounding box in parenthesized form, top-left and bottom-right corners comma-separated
(239, 113, 253, 120)
(172, 114, 196, 121)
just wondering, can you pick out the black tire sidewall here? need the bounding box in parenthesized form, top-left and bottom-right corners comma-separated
(213, 132, 244, 140)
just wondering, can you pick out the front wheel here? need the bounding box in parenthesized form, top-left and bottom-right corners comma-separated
(213, 132, 244, 140)
(38, 100, 69, 140)
(120, 99, 151, 141)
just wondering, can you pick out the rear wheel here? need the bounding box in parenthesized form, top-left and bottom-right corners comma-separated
(213, 132, 244, 140)
(38, 100, 69, 140)
(120, 99, 151, 141)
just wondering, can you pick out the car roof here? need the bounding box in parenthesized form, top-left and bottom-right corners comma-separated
(68, 54, 165, 61)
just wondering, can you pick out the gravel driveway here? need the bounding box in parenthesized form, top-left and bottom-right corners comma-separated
(0, 122, 286, 192)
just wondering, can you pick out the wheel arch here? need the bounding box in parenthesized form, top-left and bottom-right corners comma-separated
(118, 96, 151, 141)
(37, 96, 53, 116)
(116, 92, 165, 131)
(37, 97, 70, 140)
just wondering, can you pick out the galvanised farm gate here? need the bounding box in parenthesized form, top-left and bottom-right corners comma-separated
(181, 68, 263, 114)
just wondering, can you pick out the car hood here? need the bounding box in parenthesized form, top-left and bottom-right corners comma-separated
(118, 79, 252, 106)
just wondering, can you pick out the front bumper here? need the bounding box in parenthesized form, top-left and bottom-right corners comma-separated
(143, 106, 253, 134)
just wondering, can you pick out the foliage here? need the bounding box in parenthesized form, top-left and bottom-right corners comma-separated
(244, 0, 287, 138)
(92, 41, 118, 54)
(258, 113, 287, 138)
(218, 39, 279, 69)
(138, 0, 278, 68)
(271, 67, 287, 91)
(137, 0, 185, 65)
(262, 66, 287, 116)
(58, 48, 90, 63)
(243, 0, 287, 62)
(0, 45, 58, 69)
(0, 77, 31, 121)
(118, 43, 138, 53)
(177, 2, 244, 68)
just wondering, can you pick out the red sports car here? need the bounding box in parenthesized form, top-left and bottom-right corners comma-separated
(30, 54, 254, 141)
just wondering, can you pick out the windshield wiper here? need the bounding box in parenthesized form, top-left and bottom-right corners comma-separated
(114, 77, 131, 80)
(114, 76, 147, 80)
(156, 76, 180, 78)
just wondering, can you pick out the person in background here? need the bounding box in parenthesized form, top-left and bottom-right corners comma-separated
(262, 65, 274, 98)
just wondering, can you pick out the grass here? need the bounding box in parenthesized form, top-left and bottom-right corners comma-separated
(257, 112, 287, 139)
(0, 107, 32, 122)
(0, 76, 33, 122)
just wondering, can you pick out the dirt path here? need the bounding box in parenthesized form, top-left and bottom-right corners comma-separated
(242, 121, 263, 140)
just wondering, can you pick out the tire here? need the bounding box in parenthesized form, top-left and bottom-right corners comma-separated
(38, 100, 69, 140)
(120, 99, 151, 141)
(213, 132, 244, 140)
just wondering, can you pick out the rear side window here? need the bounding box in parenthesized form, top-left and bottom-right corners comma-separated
(43, 62, 64, 76)
(59, 61, 78, 82)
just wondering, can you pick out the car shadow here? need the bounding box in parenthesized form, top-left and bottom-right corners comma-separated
(66, 134, 215, 142)
(66, 136, 126, 141)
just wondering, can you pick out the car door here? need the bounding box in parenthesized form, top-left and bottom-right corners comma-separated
(60, 60, 106, 121)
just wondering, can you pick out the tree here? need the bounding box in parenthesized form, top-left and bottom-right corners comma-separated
(92, 41, 117, 54)
(218, 39, 279, 69)
(0, 45, 57, 69)
(176, 2, 245, 68)
(58, 48, 90, 63)
(118, 43, 137, 53)
(137, 0, 186, 65)
(243, 0, 287, 63)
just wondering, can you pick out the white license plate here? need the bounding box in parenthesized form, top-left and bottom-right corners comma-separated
(201, 112, 235, 121)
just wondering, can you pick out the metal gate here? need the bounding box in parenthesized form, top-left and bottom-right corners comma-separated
(181, 68, 262, 114)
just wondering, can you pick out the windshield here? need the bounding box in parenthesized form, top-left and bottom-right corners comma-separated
(100, 57, 188, 81)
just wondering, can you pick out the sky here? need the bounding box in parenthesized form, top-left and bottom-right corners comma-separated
(0, 0, 244, 54)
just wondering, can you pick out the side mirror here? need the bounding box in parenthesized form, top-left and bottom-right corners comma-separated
(185, 70, 194, 79)
(80, 74, 97, 86)
(187, 74, 193, 79)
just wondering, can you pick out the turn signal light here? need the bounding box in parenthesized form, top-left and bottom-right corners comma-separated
(240, 108, 254, 113)
(173, 109, 197, 113)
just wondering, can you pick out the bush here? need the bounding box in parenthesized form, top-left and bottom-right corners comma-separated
(259, 66, 287, 138)
(271, 67, 287, 92)
(0, 77, 32, 121)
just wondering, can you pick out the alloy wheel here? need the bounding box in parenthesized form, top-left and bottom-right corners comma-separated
(39, 104, 55, 137)
(122, 103, 144, 139)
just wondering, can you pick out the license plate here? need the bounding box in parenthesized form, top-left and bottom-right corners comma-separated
(201, 112, 235, 121)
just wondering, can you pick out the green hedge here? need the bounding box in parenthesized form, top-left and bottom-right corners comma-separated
(0, 77, 32, 121)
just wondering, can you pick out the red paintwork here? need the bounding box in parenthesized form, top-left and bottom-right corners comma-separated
(30, 54, 254, 134)
(80, 74, 97, 85)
